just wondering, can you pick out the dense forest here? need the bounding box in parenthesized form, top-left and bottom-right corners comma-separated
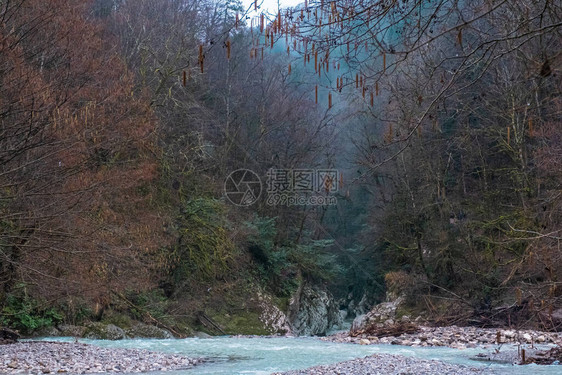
(0, 0, 561, 337)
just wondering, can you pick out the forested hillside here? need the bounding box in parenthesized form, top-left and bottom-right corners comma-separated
(1, 0, 561, 336)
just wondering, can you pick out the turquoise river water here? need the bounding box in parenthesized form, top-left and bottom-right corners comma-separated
(41, 336, 561, 375)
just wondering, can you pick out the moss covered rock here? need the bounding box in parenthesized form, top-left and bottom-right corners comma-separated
(57, 324, 87, 337)
(84, 322, 127, 340)
(125, 323, 173, 339)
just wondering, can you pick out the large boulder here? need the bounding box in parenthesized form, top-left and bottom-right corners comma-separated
(254, 289, 292, 335)
(57, 324, 87, 337)
(194, 331, 213, 338)
(351, 296, 405, 335)
(31, 326, 61, 337)
(84, 322, 127, 340)
(288, 283, 343, 336)
(125, 323, 173, 339)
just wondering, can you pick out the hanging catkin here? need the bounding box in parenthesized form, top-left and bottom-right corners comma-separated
(386, 124, 393, 143)
(198, 45, 204, 73)
(328, 92, 332, 108)
(355, 74, 358, 88)
(226, 40, 231, 59)
(383, 53, 386, 72)
(375, 81, 379, 96)
(288, 63, 291, 74)
(315, 85, 318, 104)
(182, 71, 186, 86)
(507, 127, 511, 144)
(260, 14, 264, 33)
(370, 91, 374, 106)
(315, 50, 318, 72)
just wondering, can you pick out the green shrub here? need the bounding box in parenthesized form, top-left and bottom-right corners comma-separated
(1, 294, 62, 334)
(245, 216, 342, 296)
(167, 198, 234, 282)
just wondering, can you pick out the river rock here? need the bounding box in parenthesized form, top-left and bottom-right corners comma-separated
(194, 331, 213, 338)
(274, 353, 486, 375)
(324, 324, 560, 349)
(350, 296, 404, 334)
(254, 289, 293, 335)
(125, 323, 173, 339)
(351, 314, 367, 333)
(502, 330, 516, 339)
(32, 326, 61, 337)
(0, 341, 199, 374)
(84, 322, 127, 340)
(57, 324, 87, 337)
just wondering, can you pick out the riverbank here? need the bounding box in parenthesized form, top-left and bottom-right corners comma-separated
(323, 325, 561, 348)
(274, 353, 491, 375)
(0, 341, 199, 374)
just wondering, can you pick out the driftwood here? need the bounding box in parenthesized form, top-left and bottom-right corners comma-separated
(0, 327, 19, 344)
(523, 346, 562, 365)
(197, 312, 226, 335)
(352, 321, 419, 338)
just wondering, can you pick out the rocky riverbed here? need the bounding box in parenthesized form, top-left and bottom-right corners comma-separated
(0, 341, 199, 374)
(323, 325, 562, 349)
(274, 353, 492, 375)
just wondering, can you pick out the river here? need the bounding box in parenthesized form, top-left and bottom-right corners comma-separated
(41, 336, 560, 374)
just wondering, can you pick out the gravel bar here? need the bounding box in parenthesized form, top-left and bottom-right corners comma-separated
(0, 341, 199, 374)
(324, 325, 561, 348)
(273, 353, 495, 375)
